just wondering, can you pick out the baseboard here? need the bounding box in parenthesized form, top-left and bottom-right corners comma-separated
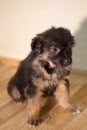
(71, 68, 87, 76)
(0, 56, 20, 66)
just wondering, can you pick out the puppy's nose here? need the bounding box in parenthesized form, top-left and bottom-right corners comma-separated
(64, 58, 72, 65)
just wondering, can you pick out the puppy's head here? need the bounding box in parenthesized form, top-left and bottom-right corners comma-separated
(31, 27, 75, 67)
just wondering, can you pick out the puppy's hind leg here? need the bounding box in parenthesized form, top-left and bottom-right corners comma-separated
(7, 77, 24, 103)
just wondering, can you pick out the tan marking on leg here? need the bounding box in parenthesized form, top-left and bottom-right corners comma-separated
(54, 81, 72, 109)
(27, 92, 47, 121)
(54, 80, 81, 114)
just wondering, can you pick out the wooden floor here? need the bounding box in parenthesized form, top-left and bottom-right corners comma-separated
(0, 57, 87, 130)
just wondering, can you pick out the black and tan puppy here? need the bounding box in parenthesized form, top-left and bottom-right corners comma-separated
(7, 27, 80, 127)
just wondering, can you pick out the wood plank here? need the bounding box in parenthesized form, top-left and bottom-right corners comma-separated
(0, 66, 17, 92)
(0, 66, 17, 78)
(0, 90, 11, 107)
(0, 108, 52, 130)
(0, 101, 27, 125)
(63, 108, 87, 130)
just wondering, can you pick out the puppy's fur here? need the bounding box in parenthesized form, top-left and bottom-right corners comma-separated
(7, 27, 80, 127)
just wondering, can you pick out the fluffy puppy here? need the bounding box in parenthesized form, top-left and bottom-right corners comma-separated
(7, 27, 80, 127)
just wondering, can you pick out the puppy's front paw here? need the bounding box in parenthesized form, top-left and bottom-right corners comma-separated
(68, 106, 81, 114)
(28, 119, 41, 127)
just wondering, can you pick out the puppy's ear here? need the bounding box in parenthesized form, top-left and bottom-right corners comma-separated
(57, 27, 75, 48)
(31, 36, 43, 51)
(65, 29, 75, 48)
(68, 35, 75, 49)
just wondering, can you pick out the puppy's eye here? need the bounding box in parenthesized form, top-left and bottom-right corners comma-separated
(50, 47, 60, 55)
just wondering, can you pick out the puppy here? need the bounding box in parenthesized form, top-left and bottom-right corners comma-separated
(7, 27, 80, 127)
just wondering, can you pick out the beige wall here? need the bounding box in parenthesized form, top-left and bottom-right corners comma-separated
(0, 0, 87, 70)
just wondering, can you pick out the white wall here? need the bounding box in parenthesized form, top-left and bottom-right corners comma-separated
(0, 0, 87, 70)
